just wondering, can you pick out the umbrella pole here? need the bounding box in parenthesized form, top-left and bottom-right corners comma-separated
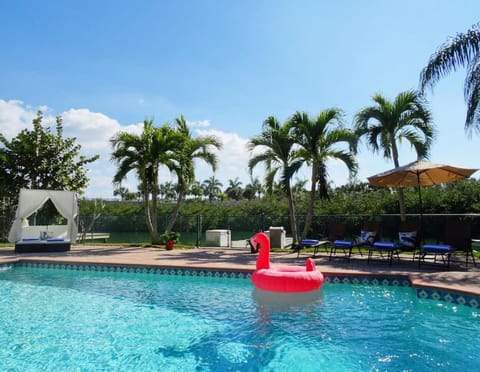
(417, 172, 423, 240)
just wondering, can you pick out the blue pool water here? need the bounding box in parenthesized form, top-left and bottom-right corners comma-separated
(0, 266, 479, 371)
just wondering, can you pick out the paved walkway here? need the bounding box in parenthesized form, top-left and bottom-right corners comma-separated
(0, 244, 479, 297)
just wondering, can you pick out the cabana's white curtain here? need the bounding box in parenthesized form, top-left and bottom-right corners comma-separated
(8, 189, 78, 243)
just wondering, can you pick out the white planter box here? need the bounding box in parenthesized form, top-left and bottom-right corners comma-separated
(205, 229, 231, 247)
(269, 226, 286, 248)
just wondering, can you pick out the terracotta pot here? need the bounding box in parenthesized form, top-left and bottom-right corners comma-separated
(165, 240, 174, 250)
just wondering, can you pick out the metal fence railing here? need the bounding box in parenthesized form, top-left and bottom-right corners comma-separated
(74, 213, 480, 247)
(2, 211, 480, 247)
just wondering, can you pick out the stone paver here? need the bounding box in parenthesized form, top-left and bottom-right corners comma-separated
(0, 244, 479, 297)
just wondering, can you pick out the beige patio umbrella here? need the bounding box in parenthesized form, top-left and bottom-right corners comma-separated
(368, 159, 478, 227)
(368, 159, 478, 188)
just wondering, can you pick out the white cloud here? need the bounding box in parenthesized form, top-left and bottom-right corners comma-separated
(59, 108, 145, 197)
(192, 129, 254, 187)
(0, 99, 37, 138)
(61, 108, 123, 154)
(189, 119, 211, 128)
(0, 100, 258, 198)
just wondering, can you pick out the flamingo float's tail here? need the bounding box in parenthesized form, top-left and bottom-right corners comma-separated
(305, 258, 316, 271)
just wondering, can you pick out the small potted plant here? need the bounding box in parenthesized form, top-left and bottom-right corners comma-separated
(160, 231, 180, 250)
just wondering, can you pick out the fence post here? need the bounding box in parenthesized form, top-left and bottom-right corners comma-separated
(196, 214, 202, 247)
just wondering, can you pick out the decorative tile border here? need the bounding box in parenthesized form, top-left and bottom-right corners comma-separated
(324, 275, 411, 287)
(11, 261, 252, 280)
(416, 288, 480, 308)
(1, 261, 479, 308)
(324, 274, 480, 308)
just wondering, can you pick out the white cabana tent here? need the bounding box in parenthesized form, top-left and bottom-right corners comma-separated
(8, 189, 78, 252)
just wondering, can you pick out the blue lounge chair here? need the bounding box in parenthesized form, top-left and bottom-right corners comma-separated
(367, 220, 420, 265)
(299, 239, 328, 258)
(368, 241, 399, 265)
(330, 240, 355, 261)
(419, 219, 473, 268)
(296, 222, 346, 258)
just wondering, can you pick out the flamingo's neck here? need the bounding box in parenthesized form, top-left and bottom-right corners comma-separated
(254, 232, 270, 270)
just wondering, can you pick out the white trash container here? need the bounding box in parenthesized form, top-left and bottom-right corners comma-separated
(269, 226, 285, 248)
(205, 229, 231, 247)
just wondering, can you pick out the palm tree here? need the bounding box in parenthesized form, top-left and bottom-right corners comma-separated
(113, 186, 130, 200)
(165, 115, 222, 231)
(225, 177, 243, 200)
(291, 178, 308, 199)
(248, 116, 302, 243)
(420, 24, 480, 134)
(270, 181, 285, 199)
(242, 184, 255, 200)
(110, 119, 182, 244)
(355, 90, 435, 221)
(290, 110, 358, 239)
(250, 177, 264, 198)
(202, 176, 223, 202)
(243, 177, 264, 200)
(159, 181, 177, 201)
(188, 181, 204, 200)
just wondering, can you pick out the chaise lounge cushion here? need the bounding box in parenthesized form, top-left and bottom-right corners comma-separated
(301, 239, 321, 247)
(334, 240, 354, 247)
(372, 241, 397, 250)
(421, 244, 452, 254)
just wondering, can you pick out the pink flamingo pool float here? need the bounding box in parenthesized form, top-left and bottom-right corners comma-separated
(250, 232, 324, 292)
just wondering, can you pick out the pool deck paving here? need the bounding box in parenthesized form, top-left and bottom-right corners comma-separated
(0, 244, 479, 298)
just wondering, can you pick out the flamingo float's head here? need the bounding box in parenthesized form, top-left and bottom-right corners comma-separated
(251, 232, 270, 270)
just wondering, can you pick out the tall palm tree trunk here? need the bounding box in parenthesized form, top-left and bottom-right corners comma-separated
(286, 185, 299, 244)
(143, 193, 155, 238)
(166, 191, 186, 232)
(301, 166, 318, 240)
(397, 188, 407, 222)
(143, 189, 160, 244)
(150, 189, 160, 244)
(392, 145, 407, 221)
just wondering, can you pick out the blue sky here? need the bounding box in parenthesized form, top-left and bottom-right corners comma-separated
(1, 1, 479, 198)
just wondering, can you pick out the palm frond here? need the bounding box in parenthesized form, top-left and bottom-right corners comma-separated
(465, 56, 480, 134)
(420, 24, 480, 91)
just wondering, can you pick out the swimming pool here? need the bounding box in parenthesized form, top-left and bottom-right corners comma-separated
(0, 263, 479, 371)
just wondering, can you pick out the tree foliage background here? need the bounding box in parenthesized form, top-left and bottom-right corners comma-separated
(72, 178, 480, 245)
(0, 111, 98, 240)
